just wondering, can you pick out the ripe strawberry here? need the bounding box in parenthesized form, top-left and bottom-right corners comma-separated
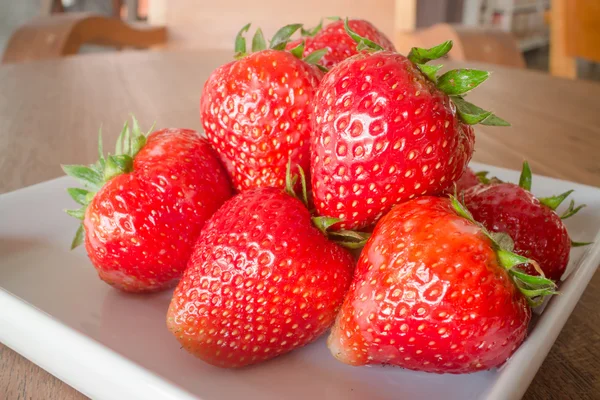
(442, 167, 488, 196)
(464, 162, 587, 281)
(201, 24, 323, 192)
(167, 178, 354, 368)
(62, 120, 232, 292)
(286, 18, 396, 69)
(328, 196, 556, 373)
(455, 167, 483, 192)
(311, 21, 508, 230)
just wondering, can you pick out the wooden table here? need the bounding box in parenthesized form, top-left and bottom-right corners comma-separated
(1, 49, 599, 399)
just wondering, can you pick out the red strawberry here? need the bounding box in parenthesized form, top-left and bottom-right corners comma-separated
(455, 167, 482, 192)
(62, 120, 232, 292)
(310, 22, 508, 230)
(287, 18, 396, 69)
(167, 180, 354, 368)
(201, 24, 323, 192)
(441, 167, 487, 196)
(464, 162, 587, 281)
(328, 196, 556, 373)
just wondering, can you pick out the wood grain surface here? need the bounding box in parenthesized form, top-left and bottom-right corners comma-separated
(0, 49, 599, 400)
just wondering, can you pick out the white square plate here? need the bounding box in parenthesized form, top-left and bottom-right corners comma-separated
(1, 162, 599, 400)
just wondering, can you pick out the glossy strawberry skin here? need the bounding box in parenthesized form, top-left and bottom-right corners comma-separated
(167, 188, 354, 368)
(287, 19, 396, 69)
(455, 167, 480, 193)
(200, 50, 322, 192)
(84, 129, 232, 293)
(311, 52, 475, 230)
(328, 196, 531, 373)
(464, 183, 570, 281)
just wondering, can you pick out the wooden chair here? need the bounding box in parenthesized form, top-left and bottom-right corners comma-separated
(549, 0, 600, 79)
(395, 23, 526, 69)
(2, 12, 166, 64)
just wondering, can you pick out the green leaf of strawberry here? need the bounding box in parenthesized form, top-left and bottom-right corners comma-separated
(61, 165, 103, 191)
(437, 69, 490, 96)
(270, 24, 303, 50)
(304, 48, 328, 65)
(252, 28, 267, 52)
(343, 18, 383, 51)
(416, 63, 443, 83)
(518, 160, 533, 191)
(452, 96, 492, 125)
(561, 199, 586, 219)
(408, 40, 453, 64)
(301, 20, 323, 37)
(70, 224, 85, 250)
(234, 23, 251, 58)
(571, 240, 592, 247)
(539, 190, 574, 210)
(67, 188, 91, 205)
(289, 40, 305, 58)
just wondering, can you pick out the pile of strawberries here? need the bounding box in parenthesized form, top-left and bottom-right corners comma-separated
(63, 18, 588, 374)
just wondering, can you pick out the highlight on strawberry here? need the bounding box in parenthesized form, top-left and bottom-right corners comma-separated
(200, 23, 325, 192)
(464, 161, 590, 281)
(310, 19, 509, 232)
(62, 118, 232, 292)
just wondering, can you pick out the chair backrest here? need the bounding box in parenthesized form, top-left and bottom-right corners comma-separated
(147, 0, 404, 51)
(550, 0, 600, 78)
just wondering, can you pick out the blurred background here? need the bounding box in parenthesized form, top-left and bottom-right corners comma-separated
(0, 0, 597, 80)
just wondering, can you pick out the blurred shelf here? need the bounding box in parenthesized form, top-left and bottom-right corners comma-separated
(518, 35, 549, 51)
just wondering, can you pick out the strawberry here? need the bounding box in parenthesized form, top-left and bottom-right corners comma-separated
(286, 18, 396, 69)
(62, 119, 232, 292)
(455, 167, 484, 193)
(328, 196, 556, 373)
(166, 168, 355, 368)
(200, 24, 324, 192)
(311, 21, 509, 230)
(443, 167, 487, 195)
(463, 161, 588, 281)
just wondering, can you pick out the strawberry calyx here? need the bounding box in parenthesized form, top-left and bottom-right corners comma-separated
(450, 196, 558, 307)
(234, 23, 328, 71)
(61, 117, 150, 249)
(572, 240, 593, 247)
(300, 16, 341, 37)
(475, 170, 491, 184)
(342, 18, 509, 127)
(517, 161, 587, 220)
(311, 216, 371, 249)
(284, 160, 371, 248)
